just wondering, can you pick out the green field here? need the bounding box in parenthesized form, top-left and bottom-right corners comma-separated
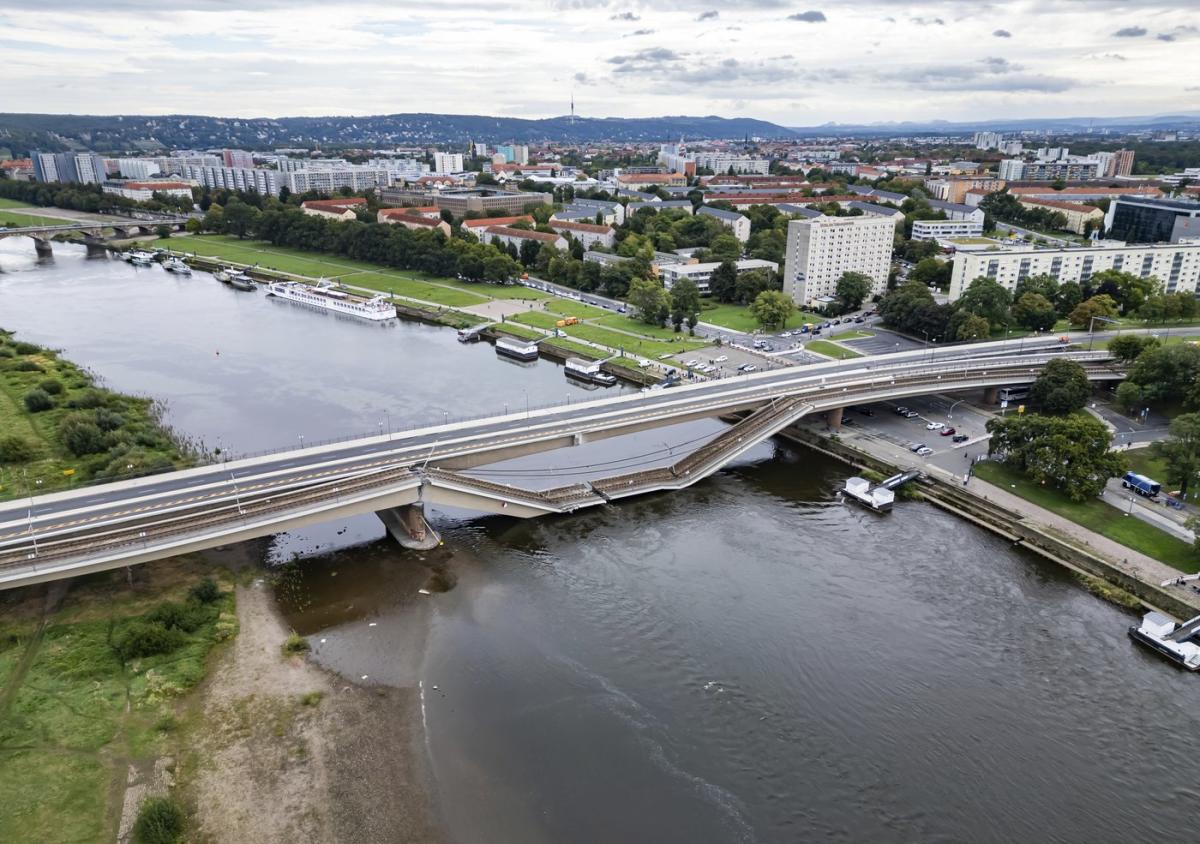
(0, 209, 72, 228)
(1124, 449, 1169, 486)
(974, 461, 1198, 572)
(803, 339, 863, 359)
(0, 197, 33, 209)
(699, 303, 824, 333)
(561, 322, 708, 356)
(830, 330, 874, 341)
(542, 299, 609, 319)
(160, 235, 550, 308)
(594, 313, 694, 341)
(510, 311, 564, 330)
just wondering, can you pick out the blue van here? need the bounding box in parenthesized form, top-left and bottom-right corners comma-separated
(1122, 472, 1161, 498)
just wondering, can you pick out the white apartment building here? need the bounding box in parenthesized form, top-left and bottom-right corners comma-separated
(285, 167, 390, 193)
(697, 206, 752, 242)
(659, 258, 779, 294)
(692, 153, 769, 175)
(949, 242, 1200, 300)
(113, 158, 162, 179)
(547, 220, 616, 249)
(911, 219, 985, 240)
(783, 214, 896, 305)
(433, 152, 464, 174)
(179, 164, 282, 196)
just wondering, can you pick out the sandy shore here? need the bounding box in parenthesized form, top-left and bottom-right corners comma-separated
(187, 579, 442, 842)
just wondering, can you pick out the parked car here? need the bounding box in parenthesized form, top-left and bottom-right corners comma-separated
(855, 407, 875, 416)
(742, 364, 757, 372)
(916, 447, 934, 456)
(909, 442, 927, 453)
(904, 410, 920, 418)
(939, 427, 956, 436)
(926, 422, 945, 431)
(854, 317, 865, 324)
(715, 355, 728, 362)
(952, 434, 969, 443)
(895, 406, 909, 415)
(685, 359, 699, 367)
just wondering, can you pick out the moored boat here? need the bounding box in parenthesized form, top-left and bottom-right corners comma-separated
(564, 357, 617, 386)
(495, 337, 540, 362)
(1128, 611, 1200, 670)
(129, 250, 154, 266)
(265, 279, 395, 321)
(163, 257, 191, 274)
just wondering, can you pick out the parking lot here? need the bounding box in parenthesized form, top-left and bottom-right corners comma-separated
(840, 327, 925, 356)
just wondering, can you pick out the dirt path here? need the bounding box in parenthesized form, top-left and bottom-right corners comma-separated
(187, 581, 441, 842)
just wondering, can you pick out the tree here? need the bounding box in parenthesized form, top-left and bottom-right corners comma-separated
(628, 277, 670, 326)
(955, 313, 990, 341)
(1090, 268, 1159, 314)
(749, 290, 795, 330)
(956, 277, 1012, 328)
(669, 278, 702, 333)
(221, 199, 258, 239)
(708, 233, 742, 263)
(835, 271, 872, 311)
(1055, 281, 1083, 317)
(1127, 343, 1200, 404)
(708, 260, 738, 303)
(879, 280, 936, 333)
(986, 413, 1125, 501)
(1114, 380, 1144, 414)
(1152, 413, 1200, 497)
(23, 389, 53, 412)
(1067, 294, 1119, 329)
(908, 258, 950, 290)
(155, 224, 172, 239)
(1014, 273, 1060, 303)
(0, 435, 37, 464)
(734, 269, 771, 305)
(1107, 334, 1159, 363)
(1012, 292, 1058, 332)
(1030, 358, 1091, 415)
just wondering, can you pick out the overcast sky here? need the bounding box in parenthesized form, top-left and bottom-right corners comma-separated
(1, 0, 1196, 125)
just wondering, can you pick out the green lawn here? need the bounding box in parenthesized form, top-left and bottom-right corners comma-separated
(830, 330, 874, 341)
(1124, 449, 1169, 485)
(510, 311, 564, 330)
(0, 209, 73, 228)
(494, 323, 544, 341)
(803, 339, 863, 359)
(542, 298, 609, 319)
(973, 461, 1198, 572)
(0, 197, 34, 209)
(562, 322, 708, 356)
(700, 302, 824, 333)
(343, 271, 487, 307)
(595, 313, 694, 341)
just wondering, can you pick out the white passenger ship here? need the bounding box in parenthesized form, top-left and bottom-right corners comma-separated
(266, 279, 397, 321)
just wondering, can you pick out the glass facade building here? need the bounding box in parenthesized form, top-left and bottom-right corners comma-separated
(1107, 197, 1200, 244)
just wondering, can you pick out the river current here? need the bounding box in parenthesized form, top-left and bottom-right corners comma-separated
(3, 241, 1197, 843)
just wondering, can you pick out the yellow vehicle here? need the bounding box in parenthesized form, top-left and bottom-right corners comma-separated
(555, 316, 580, 327)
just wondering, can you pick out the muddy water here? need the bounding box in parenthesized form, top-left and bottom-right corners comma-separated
(5, 240, 1200, 843)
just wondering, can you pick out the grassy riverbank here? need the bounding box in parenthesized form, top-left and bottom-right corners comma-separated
(700, 302, 824, 333)
(973, 461, 1198, 572)
(0, 330, 192, 500)
(0, 561, 237, 843)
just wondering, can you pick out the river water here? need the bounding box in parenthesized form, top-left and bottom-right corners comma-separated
(3, 241, 1198, 843)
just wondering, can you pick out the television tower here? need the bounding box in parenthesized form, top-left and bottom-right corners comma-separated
(570, 91, 575, 124)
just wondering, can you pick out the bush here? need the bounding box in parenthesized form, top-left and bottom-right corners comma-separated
(112, 620, 186, 661)
(12, 360, 43, 372)
(188, 577, 221, 604)
(300, 691, 324, 707)
(23, 389, 54, 412)
(94, 407, 126, 431)
(66, 388, 106, 409)
(38, 378, 64, 395)
(60, 417, 107, 456)
(12, 341, 39, 355)
(0, 346, 14, 358)
(0, 435, 37, 464)
(132, 797, 185, 844)
(282, 630, 310, 656)
(146, 600, 213, 633)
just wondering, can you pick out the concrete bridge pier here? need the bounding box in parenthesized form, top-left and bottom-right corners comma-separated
(32, 237, 53, 259)
(82, 237, 110, 258)
(982, 387, 999, 405)
(376, 503, 441, 551)
(826, 407, 843, 431)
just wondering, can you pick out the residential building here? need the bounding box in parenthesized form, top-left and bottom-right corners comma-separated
(697, 206, 751, 242)
(113, 158, 162, 180)
(222, 149, 256, 169)
(927, 199, 985, 224)
(285, 167, 391, 194)
(376, 209, 451, 236)
(973, 131, 1003, 150)
(845, 185, 907, 206)
(179, 164, 282, 196)
(658, 258, 778, 294)
(997, 158, 1101, 181)
(480, 226, 566, 252)
(495, 144, 529, 165)
(1105, 196, 1200, 244)
(625, 200, 694, 216)
(949, 242, 1200, 300)
(617, 171, 687, 188)
(555, 199, 624, 226)
(924, 176, 1006, 204)
(434, 188, 550, 218)
(783, 214, 896, 306)
(433, 152, 464, 174)
(32, 152, 106, 184)
(1017, 198, 1104, 235)
(846, 201, 905, 222)
(462, 215, 533, 234)
(1007, 186, 1163, 203)
(548, 219, 616, 249)
(102, 180, 194, 201)
(691, 153, 770, 176)
(911, 219, 985, 240)
(301, 198, 366, 220)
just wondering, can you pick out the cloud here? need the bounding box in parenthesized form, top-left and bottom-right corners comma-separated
(1157, 25, 1198, 42)
(696, 10, 718, 21)
(912, 17, 945, 26)
(883, 57, 1075, 93)
(787, 10, 825, 23)
(1112, 26, 1147, 37)
(607, 47, 681, 71)
(625, 28, 655, 36)
(992, 29, 1011, 38)
(609, 11, 638, 21)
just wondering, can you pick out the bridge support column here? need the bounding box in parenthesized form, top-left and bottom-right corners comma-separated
(982, 387, 998, 405)
(826, 407, 843, 431)
(32, 237, 53, 259)
(83, 238, 109, 258)
(376, 504, 441, 551)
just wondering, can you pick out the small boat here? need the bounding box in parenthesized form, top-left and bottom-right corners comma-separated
(163, 257, 191, 274)
(129, 251, 154, 266)
(117, 251, 134, 262)
(213, 268, 231, 282)
(565, 357, 617, 386)
(1128, 611, 1200, 670)
(495, 337, 540, 362)
(228, 273, 256, 292)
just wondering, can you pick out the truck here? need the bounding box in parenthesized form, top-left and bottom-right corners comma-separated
(555, 317, 580, 328)
(1122, 472, 1161, 499)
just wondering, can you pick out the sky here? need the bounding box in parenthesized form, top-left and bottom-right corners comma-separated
(0, 0, 1197, 126)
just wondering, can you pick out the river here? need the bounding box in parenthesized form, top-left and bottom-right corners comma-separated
(3, 240, 1198, 843)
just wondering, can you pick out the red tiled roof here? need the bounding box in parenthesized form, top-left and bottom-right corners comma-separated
(302, 198, 366, 210)
(462, 215, 533, 229)
(381, 213, 445, 227)
(1018, 197, 1102, 213)
(1008, 186, 1162, 197)
(1, 158, 32, 169)
(484, 226, 562, 242)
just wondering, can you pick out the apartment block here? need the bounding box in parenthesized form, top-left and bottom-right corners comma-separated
(783, 214, 896, 305)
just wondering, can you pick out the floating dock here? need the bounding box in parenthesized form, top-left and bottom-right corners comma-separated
(843, 469, 922, 512)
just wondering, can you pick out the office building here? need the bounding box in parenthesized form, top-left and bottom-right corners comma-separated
(911, 219, 985, 240)
(949, 242, 1200, 300)
(433, 187, 551, 218)
(433, 152, 464, 174)
(659, 259, 779, 294)
(1105, 196, 1200, 244)
(783, 214, 896, 306)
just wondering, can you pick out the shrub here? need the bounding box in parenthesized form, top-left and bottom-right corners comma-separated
(188, 577, 221, 604)
(12, 360, 43, 372)
(282, 630, 310, 656)
(38, 378, 64, 395)
(112, 620, 186, 661)
(66, 388, 107, 409)
(94, 407, 126, 431)
(146, 600, 214, 633)
(12, 341, 39, 355)
(0, 435, 37, 464)
(0, 346, 14, 358)
(300, 691, 324, 707)
(132, 797, 185, 844)
(23, 389, 54, 412)
(60, 417, 107, 456)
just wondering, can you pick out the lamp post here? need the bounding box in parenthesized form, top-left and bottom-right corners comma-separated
(298, 434, 304, 449)
(1087, 315, 1120, 351)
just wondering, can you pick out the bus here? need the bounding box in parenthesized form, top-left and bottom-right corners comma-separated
(997, 387, 1030, 403)
(1122, 472, 1161, 499)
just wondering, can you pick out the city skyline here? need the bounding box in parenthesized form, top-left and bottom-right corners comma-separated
(1, 0, 1196, 124)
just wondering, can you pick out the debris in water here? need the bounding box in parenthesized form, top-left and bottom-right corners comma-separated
(432, 685, 439, 691)
(418, 588, 431, 595)
(368, 622, 377, 627)
(320, 638, 327, 644)
(361, 675, 369, 681)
